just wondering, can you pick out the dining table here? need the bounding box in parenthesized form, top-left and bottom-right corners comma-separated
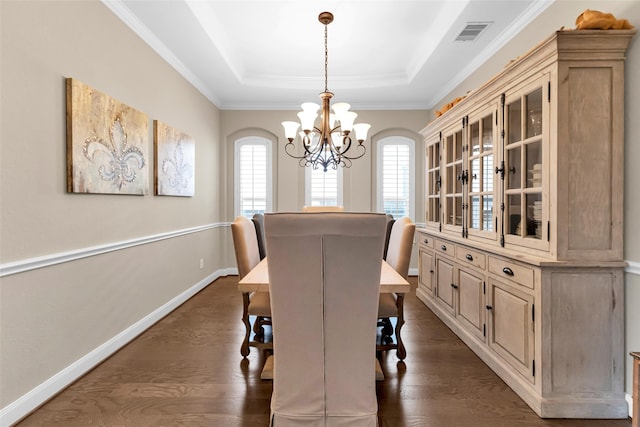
(238, 257, 410, 380)
(238, 258, 410, 294)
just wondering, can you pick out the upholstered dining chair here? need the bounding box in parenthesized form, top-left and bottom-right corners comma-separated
(377, 216, 415, 360)
(252, 213, 267, 260)
(383, 214, 395, 260)
(302, 205, 345, 212)
(231, 215, 272, 357)
(265, 212, 386, 427)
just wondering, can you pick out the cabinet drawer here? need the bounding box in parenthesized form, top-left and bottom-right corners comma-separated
(435, 239, 455, 257)
(418, 233, 434, 249)
(456, 246, 486, 270)
(488, 257, 534, 289)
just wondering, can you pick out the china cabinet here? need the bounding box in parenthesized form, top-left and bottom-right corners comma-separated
(417, 30, 635, 418)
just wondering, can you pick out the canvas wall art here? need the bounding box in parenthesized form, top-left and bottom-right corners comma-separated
(66, 78, 149, 195)
(154, 120, 195, 197)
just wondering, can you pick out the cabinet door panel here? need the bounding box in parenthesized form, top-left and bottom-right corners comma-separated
(488, 279, 535, 382)
(502, 76, 549, 252)
(418, 250, 435, 297)
(436, 257, 455, 315)
(457, 268, 485, 341)
(467, 109, 497, 240)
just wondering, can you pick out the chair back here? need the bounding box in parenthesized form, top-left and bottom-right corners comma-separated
(252, 213, 267, 260)
(385, 216, 416, 279)
(383, 214, 395, 260)
(231, 216, 261, 279)
(265, 212, 386, 426)
(302, 205, 345, 212)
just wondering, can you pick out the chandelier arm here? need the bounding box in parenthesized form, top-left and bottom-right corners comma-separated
(339, 135, 353, 156)
(339, 143, 367, 161)
(285, 140, 316, 160)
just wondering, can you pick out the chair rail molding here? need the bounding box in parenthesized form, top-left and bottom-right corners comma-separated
(627, 260, 640, 276)
(0, 223, 227, 278)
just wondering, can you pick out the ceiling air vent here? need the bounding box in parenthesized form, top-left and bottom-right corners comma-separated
(455, 22, 491, 42)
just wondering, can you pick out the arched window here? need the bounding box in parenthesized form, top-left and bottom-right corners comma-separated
(305, 166, 343, 207)
(234, 136, 272, 217)
(377, 136, 415, 219)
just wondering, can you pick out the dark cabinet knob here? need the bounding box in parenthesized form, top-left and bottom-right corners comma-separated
(423, 238, 429, 244)
(486, 305, 493, 310)
(466, 254, 473, 261)
(451, 283, 458, 289)
(502, 267, 514, 276)
(441, 245, 447, 251)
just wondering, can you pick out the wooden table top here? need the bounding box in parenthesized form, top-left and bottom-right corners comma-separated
(238, 258, 410, 294)
(631, 352, 640, 360)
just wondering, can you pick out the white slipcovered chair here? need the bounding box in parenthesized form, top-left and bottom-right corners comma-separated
(231, 215, 272, 357)
(265, 212, 386, 427)
(377, 216, 415, 360)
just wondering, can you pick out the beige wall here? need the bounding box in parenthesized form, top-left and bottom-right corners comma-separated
(430, 0, 640, 402)
(2, 0, 639, 419)
(0, 0, 223, 409)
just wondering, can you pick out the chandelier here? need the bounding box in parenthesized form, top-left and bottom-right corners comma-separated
(281, 11, 371, 172)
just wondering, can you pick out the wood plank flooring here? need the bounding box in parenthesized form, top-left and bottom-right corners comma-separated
(16, 276, 631, 426)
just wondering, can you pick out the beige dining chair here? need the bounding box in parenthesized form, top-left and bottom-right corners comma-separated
(265, 212, 386, 426)
(377, 216, 415, 360)
(231, 215, 272, 357)
(252, 213, 267, 260)
(302, 205, 345, 212)
(383, 214, 395, 260)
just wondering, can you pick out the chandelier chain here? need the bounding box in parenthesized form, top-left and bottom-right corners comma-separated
(324, 22, 329, 93)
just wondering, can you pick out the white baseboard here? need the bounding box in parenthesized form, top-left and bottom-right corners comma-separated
(0, 268, 231, 427)
(626, 392, 633, 418)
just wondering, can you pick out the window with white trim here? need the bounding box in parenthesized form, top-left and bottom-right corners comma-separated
(377, 136, 415, 219)
(234, 137, 272, 217)
(305, 166, 343, 207)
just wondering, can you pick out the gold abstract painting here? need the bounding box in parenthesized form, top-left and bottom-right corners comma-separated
(66, 78, 149, 195)
(154, 120, 195, 197)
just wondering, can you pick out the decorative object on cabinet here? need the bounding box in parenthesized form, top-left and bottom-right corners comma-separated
(417, 29, 635, 419)
(66, 78, 148, 195)
(153, 120, 195, 197)
(575, 9, 634, 30)
(435, 95, 467, 117)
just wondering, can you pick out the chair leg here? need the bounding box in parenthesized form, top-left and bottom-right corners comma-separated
(381, 317, 393, 337)
(241, 293, 251, 357)
(253, 316, 265, 339)
(395, 293, 406, 360)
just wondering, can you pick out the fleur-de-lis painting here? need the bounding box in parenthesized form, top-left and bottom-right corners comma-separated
(83, 115, 145, 190)
(154, 120, 195, 197)
(66, 78, 149, 195)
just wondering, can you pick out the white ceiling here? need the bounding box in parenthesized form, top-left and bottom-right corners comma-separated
(104, 0, 554, 110)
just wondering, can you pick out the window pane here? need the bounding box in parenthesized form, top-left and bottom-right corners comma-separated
(309, 167, 338, 206)
(238, 143, 268, 217)
(382, 143, 410, 218)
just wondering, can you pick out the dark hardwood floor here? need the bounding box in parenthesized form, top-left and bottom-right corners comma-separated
(16, 276, 631, 426)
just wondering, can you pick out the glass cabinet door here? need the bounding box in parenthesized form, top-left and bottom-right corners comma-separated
(503, 79, 546, 247)
(443, 129, 464, 231)
(467, 111, 496, 238)
(425, 134, 441, 227)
